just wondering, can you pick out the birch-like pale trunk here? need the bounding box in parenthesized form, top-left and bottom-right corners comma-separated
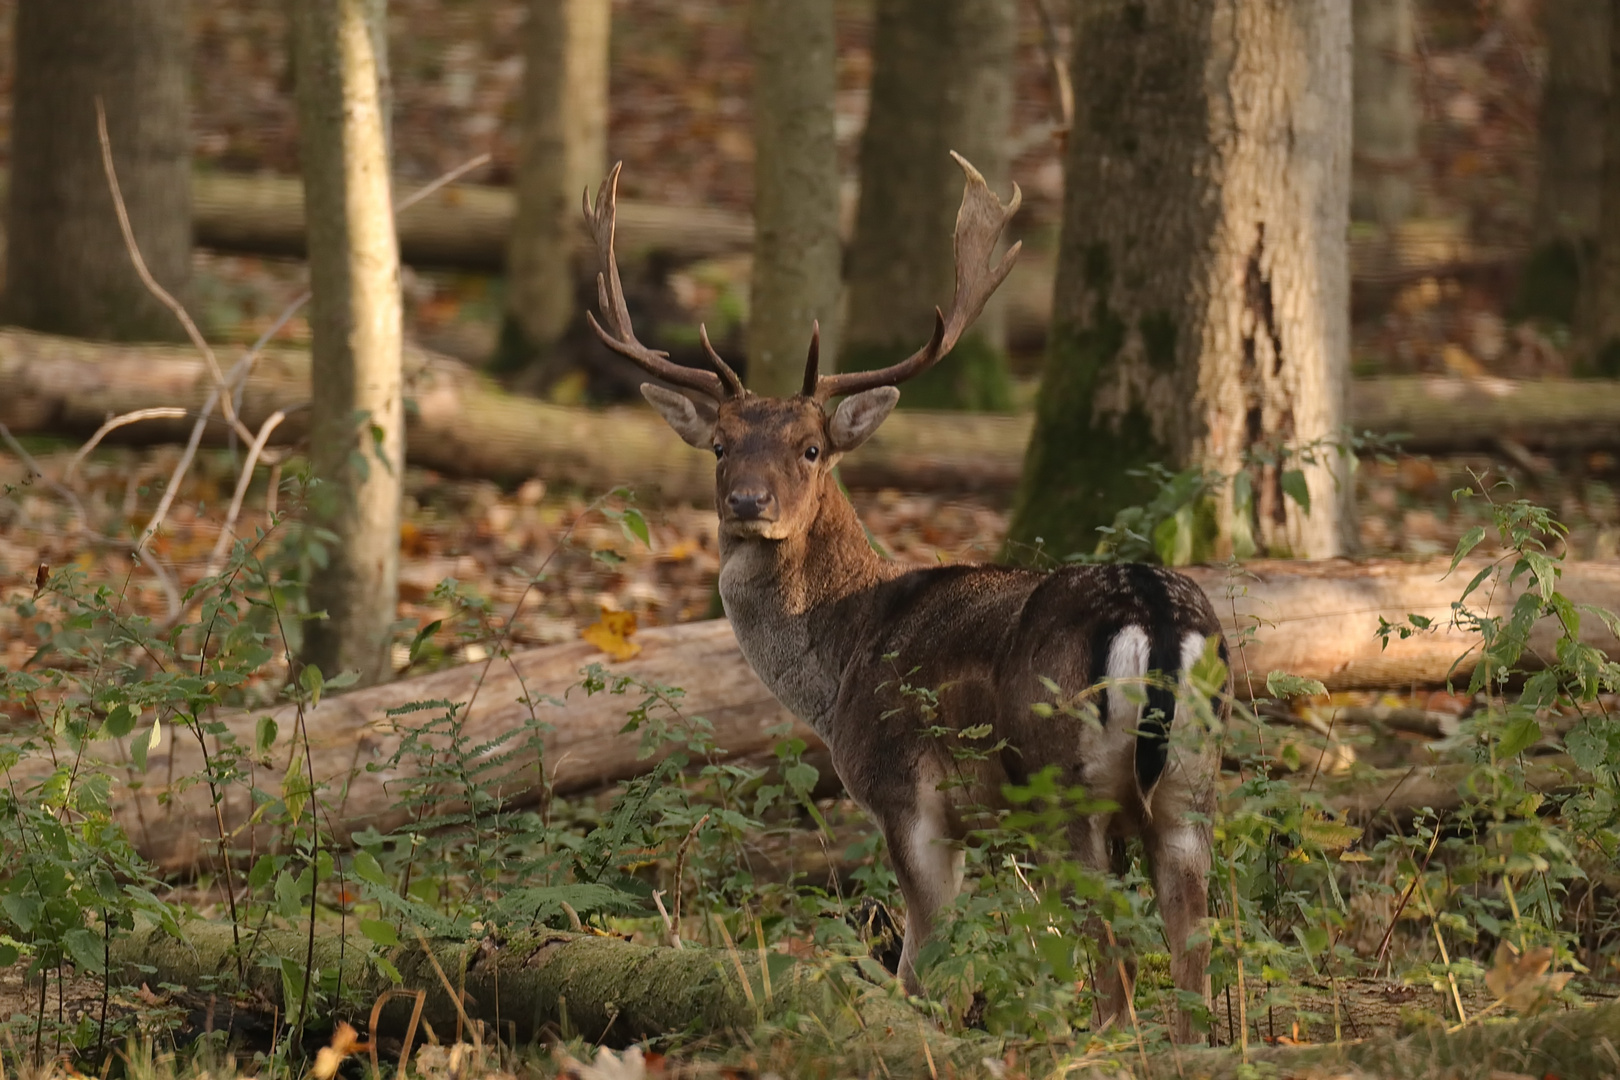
(497, 0, 611, 381)
(1009, 0, 1354, 561)
(293, 0, 405, 687)
(746, 0, 841, 397)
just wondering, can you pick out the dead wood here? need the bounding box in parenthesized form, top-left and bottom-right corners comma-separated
(107, 920, 955, 1059)
(4, 555, 1612, 874)
(5, 329, 1620, 506)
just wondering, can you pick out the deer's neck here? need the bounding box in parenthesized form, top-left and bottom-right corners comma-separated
(717, 477, 896, 733)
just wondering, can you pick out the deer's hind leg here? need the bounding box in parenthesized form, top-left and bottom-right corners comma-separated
(880, 776, 965, 998)
(1145, 812, 1212, 1043)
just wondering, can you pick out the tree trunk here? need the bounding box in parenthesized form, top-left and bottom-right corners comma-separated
(746, 0, 842, 396)
(6, 331, 1620, 503)
(1581, 0, 1620, 377)
(1351, 0, 1420, 228)
(1008, 0, 1354, 561)
(293, 0, 406, 687)
(1519, 0, 1611, 325)
(1, 0, 190, 341)
(12, 556, 1615, 874)
(495, 0, 611, 381)
(840, 0, 1018, 411)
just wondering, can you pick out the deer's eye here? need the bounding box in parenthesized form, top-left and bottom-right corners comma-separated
(804, 446, 820, 462)
(713, 444, 725, 459)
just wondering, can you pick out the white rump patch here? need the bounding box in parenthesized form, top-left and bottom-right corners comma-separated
(1179, 631, 1207, 678)
(1106, 625, 1151, 728)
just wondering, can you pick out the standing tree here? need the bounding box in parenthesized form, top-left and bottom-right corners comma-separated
(293, 0, 405, 686)
(1351, 0, 1419, 229)
(495, 0, 611, 384)
(1007, 0, 1354, 562)
(840, 0, 1017, 410)
(1520, 0, 1610, 324)
(3, 0, 190, 341)
(1582, 0, 1620, 376)
(747, 0, 842, 397)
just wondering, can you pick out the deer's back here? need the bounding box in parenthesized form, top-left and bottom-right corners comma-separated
(831, 561, 1225, 822)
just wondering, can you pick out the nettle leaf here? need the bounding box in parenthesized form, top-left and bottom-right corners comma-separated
(352, 850, 390, 888)
(1564, 721, 1618, 773)
(1280, 469, 1311, 515)
(1497, 716, 1542, 759)
(359, 918, 399, 947)
(255, 715, 278, 756)
(1447, 526, 1486, 576)
(2, 891, 42, 933)
(1266, 671, 1327, 700)
(103, 703, 136, 739)
(62, 928, 104, 973)
(620, 507, 651, 547)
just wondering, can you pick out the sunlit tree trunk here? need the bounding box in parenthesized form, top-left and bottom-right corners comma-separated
(1007, 0, 1354, 562)
(746, 0, 841, 397)
(495, 0, 611, 385)
(840, 0, 1017, 410)
(1520, 0, 1610, 325)
(2, 0, 190, 341)
(1351, 0, 1419, 229)
(293, 0, 404, 687)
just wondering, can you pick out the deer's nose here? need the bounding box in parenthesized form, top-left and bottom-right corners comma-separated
(726, 489, 775, 520)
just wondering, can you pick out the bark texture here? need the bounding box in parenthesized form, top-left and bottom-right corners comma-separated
(2, 0, 191, 341)
(746, 0, 842, 396)
(1351, 0, 1419, 227)
(497, 0, 611, 378)
(5, 331, 1620, 503)
(11, 553, 1615, 874)
(294, 0, 406, 687)
(840, 0, 1018, 410)
(1008, 0, 1354, 561)
(1520, 0, 1611, 325)
(108, 922, 953, 1058)
(1583, 0, 1620, 377)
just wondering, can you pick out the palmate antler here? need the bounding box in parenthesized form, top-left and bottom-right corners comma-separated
(806, 151, 1022, 401)
(584, 153, 1019, 402)
(583, 163, 744, 399)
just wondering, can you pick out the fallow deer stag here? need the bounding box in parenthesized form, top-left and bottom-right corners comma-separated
(584, 153, 1228, 1041)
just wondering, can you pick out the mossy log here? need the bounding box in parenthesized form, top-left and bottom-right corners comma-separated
(5, 329, 1620, 505)
(7, 556, 1616, 874)
(107, 920, 958, 1062)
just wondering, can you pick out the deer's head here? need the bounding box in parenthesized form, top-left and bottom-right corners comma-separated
(583, 153, 1021, 540)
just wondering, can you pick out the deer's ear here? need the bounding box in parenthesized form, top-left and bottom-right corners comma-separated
(828, 387, 900, 453)
(641, 384, 718, 449)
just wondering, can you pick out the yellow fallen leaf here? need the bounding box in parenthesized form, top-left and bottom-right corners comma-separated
(582, 609, 640, 660)
(313, 1021, 362, 1080)
(1442, 342, 1485, 377)
(1485, 942, 1573, 1014)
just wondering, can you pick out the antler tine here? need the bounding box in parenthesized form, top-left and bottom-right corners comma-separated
(698, 324, 745, 397)
(583, 163, 729, 399)
(800, 320, 821, 397)
(813, 152, 1022, 400)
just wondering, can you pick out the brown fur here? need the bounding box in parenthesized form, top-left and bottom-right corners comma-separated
(647, 389, 1228, 1041)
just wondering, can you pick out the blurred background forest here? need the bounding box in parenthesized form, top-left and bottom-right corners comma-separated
(1, 0, 1618, 661)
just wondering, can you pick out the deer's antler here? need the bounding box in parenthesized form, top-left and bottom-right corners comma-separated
(810, 152, 1021, 401)
(583, 163, 743, 399)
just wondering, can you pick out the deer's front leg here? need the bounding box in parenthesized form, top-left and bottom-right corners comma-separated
(880, 780, 964, 997)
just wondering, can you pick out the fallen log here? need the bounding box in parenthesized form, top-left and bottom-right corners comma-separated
(5, 329, 1620, 504)
(9, 556, 1617, 874)
(108, 921, 957, 1062)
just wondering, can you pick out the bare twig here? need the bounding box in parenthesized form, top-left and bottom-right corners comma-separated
(205, 409, 289, 575)
(96, 99, 253, 445)
(65, 408, 189, 484)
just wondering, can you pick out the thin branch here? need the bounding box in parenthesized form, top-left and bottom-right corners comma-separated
(395, 152, 491, 214)
(65, 408, 190, 484)
(96, 98, 253, 445)
(205, 410, 289, 576)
